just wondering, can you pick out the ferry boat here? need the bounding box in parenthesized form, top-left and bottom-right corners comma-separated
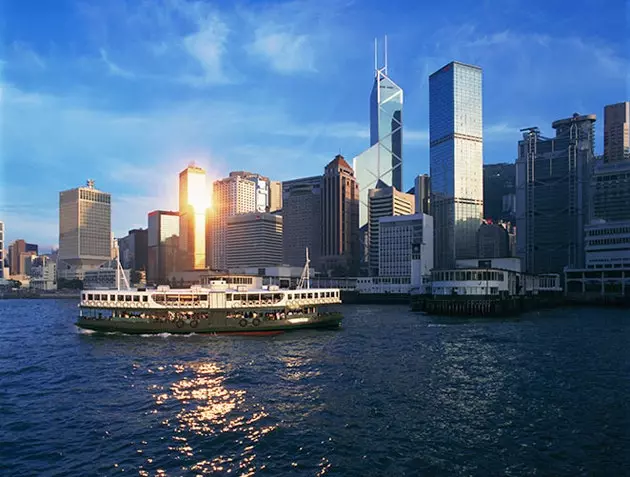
(76, 249, 343, 335)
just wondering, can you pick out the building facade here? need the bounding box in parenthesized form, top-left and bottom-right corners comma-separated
(0, 221, 4, 281)
(378, 213, 433, 278)
(118, 228, 148, 272)
(321, 155, 360, 276)
(179, 165, 207, 270)
(477, 221, 510, 258)
(58, 180, 111, 278)
(368, 185, 415, 276)
(147, 210, 180, 284)
(430, 61, 484, 269)
(516, 114, 596, 275)
(269, 180, 283, 213)
(483, 163, 516, 223)
(591, 159, 630, 222)
(210, 175, 257, 270)
(226, 213, 283, 268)
(414, 174, 430, 215)
(604, 102, 629, 163)
(282, 176, 322, 269)
(353, 39, 403, 229)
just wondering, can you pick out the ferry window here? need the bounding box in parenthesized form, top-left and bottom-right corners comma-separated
(308, 293, 313, 299)
(274, 294, 282, 301)
(88, 294, 93, 300)
(466, 272, 471, 281)
(110, 295, 115, 301)
(133, 295, 140, 302)
(200, 295, 208, 301)
(226, 294, 232, 301)
(153, 294, 164, 303)
(142, 296, 148, 302)
(125, 295, 132, 302)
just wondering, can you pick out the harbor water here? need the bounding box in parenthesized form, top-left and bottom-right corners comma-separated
(1, 299, 629, 476)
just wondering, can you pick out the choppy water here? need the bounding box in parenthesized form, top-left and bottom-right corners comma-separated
(0, 300, 629, 476)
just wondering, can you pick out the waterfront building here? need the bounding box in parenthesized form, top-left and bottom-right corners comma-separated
(477, 221, 510, 258)
(226, 213, 283, 268)
(29, 257, 57, 291)
(414, 174, 430, 215)
(378, 213, 433, 278)
(179, 164, 207, 270)
(368, 185, 414, 276)
(321, 155, 360, 276)
(117, 229, 148, 272)
(0, 221, 4, 282)
(282, 176, 322, 269)
(591, 159, 630, 222)
(516, 114, 596, 275)
(84, 265, 131, 290)
(8, 239, 38, 276)
(565, 220, 630, 297)
(430, 61, 484, 268)
(483, 163, 516, 223)
(353, 38, 403, 229)
(210, 174, 257, 270)
(147, 210, 180, 284)
(58, 180, 111, 279)
(604, 102, 629, 163)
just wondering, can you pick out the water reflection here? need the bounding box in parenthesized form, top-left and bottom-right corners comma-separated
(150, 361, 276, 475)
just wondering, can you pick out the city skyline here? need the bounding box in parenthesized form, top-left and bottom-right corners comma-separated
(1, 0, 628, 248)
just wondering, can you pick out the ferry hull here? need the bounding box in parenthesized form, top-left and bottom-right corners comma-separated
(76, 313, 343, 335)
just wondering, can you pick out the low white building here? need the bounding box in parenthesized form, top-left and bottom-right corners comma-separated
(84, 267, 131, 290)
(378, 213, 433, 278)
(30, 259, 57, 291)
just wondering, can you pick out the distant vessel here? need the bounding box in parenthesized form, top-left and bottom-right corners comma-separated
(76, 248, 343, 335)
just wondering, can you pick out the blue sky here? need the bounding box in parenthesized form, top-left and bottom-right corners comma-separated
(1, 0, 628, 250)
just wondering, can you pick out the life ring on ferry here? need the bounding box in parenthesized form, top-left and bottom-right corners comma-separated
(252, 318, 260, 327)
(190, 319, 199, 328)
(176, 319, 184, 328)
(239, 319, 248, 328)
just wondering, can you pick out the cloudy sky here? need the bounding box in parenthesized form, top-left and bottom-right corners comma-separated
(1, 0, 628, 250)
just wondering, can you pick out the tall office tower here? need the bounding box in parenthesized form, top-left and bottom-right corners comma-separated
(269, 180, 283, 213)
(147, 211, 180, 284)
(414, 174, 430, 215)
(179, 164, 207, 270)
(282, 176, 322, 268)
(477, 221, 510, 258)
(430, 61, 484, 268)
(0, 221, 4, 281)
(118, 228, 149, 271)
(58, 180, 111, 278)
(368, 185, 415, 276)
(483, 163, 516, 222)
(591, 160, 630, 222)
(516, 114, 596, 275)
(321, 155, 360, 276)
(227, 213, 283, 268)
(211, 175, 257, 270)
(604, 102, 629, 163)
(353, 37, 403, 229)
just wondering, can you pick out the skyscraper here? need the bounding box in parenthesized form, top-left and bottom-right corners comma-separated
(58, 180, 111, 278)
(483, 163, 516, 223)
(227, 213, 283, 268)
(210, 174, 257, 270)
(353, 37, 403, 229)
(282, 176, 322, 268)
(516, 114, 596, 275)
(414, 174, 430, 215)
(430, 61, 484, 268)
(147, 210, 180, 284)
(321, 155, 360, 276)
(368, 185, 415, 276)
(179, 164, 207, 270)
(269, 180, 283, 213)
(604, 102, 629, 163)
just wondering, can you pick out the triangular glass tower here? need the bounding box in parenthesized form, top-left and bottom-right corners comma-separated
(353, 37, 403, 229)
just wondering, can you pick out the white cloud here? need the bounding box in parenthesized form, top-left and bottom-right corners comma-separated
(248, 28, 315, 74)
(99, 49, 135, 78)
(181, 14, 231, 85)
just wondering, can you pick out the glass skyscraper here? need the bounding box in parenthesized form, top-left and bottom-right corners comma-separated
(353, 41, 403, 229)
(430, 61, 484, 268)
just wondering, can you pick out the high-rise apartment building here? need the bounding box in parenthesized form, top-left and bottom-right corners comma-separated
(378, 213, 433, 278)
(353, 38, 403, 229)
(516, 114, 596, 275)
(414, 174, 430, 215)
(604, 102, 629, 163)
(147, 210, 180, 284)
(210, 174, 257, 270)
(282, 176, 322, 268)
(368, 185, 415, 276)
(179, 165, 207, 270)
(58, 180, 111, 278)
(430, 61, 484, 268)
(321, 155, 360, 276)
(226, 213, 283, 268)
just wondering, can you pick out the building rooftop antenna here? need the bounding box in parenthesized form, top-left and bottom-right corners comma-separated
(384, 34, 388, 74)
